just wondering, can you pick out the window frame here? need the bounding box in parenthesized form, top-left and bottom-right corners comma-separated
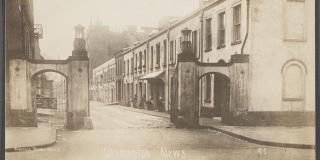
(150, 46, 154, 70)
(232, 4, 242, 45)
(281, 60, 307, 111)
(205, 18, 212, 51)
(217, 11, 226, 49)
(156, 43, 160, 68)
(163, 40, 167, 66)
(169, 40, 174, 64)
(283, 0, 306, 42)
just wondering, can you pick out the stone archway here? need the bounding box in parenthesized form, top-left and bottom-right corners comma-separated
(31, 69, 69, 128)
(8, 57, 91, 129)
(7, 25, 92, 129)
(170, 51, 249, 127)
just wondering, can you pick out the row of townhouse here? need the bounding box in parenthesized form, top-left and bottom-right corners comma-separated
(92, 58, 116, 104)
(92, 0, 315, 126)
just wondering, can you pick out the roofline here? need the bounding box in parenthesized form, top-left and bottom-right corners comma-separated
(119, 0, 224, 56)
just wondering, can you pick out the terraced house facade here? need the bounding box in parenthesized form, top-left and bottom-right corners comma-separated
(92, 0, 315, 126)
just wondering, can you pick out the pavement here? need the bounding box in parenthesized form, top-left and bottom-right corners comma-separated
(199, 118, 315, 149)
(110, 103, 315, 149)
(5, 123, 56, 152)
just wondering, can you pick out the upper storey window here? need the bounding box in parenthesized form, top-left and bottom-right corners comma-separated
(150, 46, 154, 70)
(218, 11, 226, 48)
(205, 18, 212, 51)
(284, 0, 306, 41)
(232, 4, 241, 44)
(156, 43, 160, 68)
(169, 41, 174, 64)
(163, 40, 167, 66)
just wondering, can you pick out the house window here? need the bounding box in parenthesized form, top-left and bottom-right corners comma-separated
(179, 37, 182, 52)
(169, 41, 174, 63)
(205, 75, 211, 102)
(174, 40, 176, 63)
(218, 12, 226, 48)
(163, 40, 167, 66)
(192, 30, 198, 56)
(123, 61, 126, 74)
(116, 61, 118, 75)
(150, 46, 153, 70)
(135, 54, 138, 73)
(284, 0, 305, 41)
(131, 57, 133, 75)
(156, 43, 160, 68)
(127, 60, 129, 75)
(123, 61, 125, 75)
(233, 5, 241, 43)
(205, 18, 212, 51)
(282, 61, 306, 111)
(144, 50, 146, 68)
(139, 51, 142, 69)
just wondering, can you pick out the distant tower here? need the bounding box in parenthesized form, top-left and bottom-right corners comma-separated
(72, 24, 88, 58)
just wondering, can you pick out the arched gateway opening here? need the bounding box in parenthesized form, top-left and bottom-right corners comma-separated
(198, 72, 230, 123)
(31, 71, 67, 128)
(7, 25, 92, 129)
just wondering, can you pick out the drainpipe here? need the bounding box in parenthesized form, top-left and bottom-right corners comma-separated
(146, 40, 149, 101)
(132, 50, 135, 103)
(199, 10, 204, 117)
(200, 10, 204, 62)
(166, 28, 171, 112)
(241, 0, 250, 55)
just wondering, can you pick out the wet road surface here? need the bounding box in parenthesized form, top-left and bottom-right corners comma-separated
(5, 102, 315, 160)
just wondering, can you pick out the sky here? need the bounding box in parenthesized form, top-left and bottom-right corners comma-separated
(33, 0, 199, 59)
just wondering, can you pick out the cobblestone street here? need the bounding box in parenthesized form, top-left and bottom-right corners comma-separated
(5, 102, 315, 160)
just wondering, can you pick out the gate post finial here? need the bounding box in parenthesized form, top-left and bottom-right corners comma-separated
(72, 24, 88, 59)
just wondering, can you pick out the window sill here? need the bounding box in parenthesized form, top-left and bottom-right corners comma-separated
(283, 38, 307, 43)
(282, 98, 304, 101)
(204, 99, 211, 103)
(217, 45, 225, 50)
(231, 40, 241, 46)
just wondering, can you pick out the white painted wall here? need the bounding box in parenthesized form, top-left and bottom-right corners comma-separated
(248, 0, 315, 111)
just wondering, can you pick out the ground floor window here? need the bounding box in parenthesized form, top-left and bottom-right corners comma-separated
(282, 60, 306, 111)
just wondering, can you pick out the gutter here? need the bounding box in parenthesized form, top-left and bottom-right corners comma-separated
(166, 29, 170, 112)
(199, 10, 204, 118)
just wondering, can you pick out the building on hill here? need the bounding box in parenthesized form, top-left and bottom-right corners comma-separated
(86, 22, 148, 81)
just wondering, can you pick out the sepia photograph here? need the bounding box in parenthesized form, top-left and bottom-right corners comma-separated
(4, 0, 316, 159)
